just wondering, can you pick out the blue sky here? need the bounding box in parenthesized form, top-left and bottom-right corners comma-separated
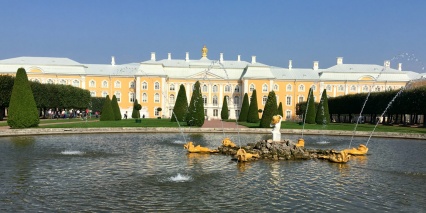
(1, 0, 425, 72)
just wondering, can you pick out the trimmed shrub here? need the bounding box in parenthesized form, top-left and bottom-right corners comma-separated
(315, 89, 330, 124)
(306, 88, 316, 124)
(277, 102, 283, 117)
(238, 93, 249, 122)
(221, 96, 229, 120)
(186, 81, 204, 127)
(260, 91, 278, 128)
(171, 84, 188, 122)
(111, 95, 121, 120)
(247, 89, 259, 123)
(100, 95, 115, 121)
(132, 99, 141, 118)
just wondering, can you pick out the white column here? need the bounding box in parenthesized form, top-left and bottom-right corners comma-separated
(162, 77, 167, 118)
(136, 76, 141, 102)
(81, 76, 86, 89)
(243, 79, 248, 94)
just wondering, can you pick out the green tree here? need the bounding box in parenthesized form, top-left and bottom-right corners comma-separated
(315, 89, 330, 124)
(277, 102, 283, 117)
(171, 84, 188, 122)
(132, 99, 141, 118)
(306, 88, 316, 124)
(7, 68, 39, 128)
(186, 81, 204, 127)
(100, 95, 115, 121)
(90, 97, 105, 113)
(247, 89, 259, 123)
(238, 93, 249, 122)
(260, 91, 278, 128)
(111, 95, 122, 120)
(221, 96, 229, 120)
(0, 75, 15, 120)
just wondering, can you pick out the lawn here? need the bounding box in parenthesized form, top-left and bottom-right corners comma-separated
(38, 118, 188, 128)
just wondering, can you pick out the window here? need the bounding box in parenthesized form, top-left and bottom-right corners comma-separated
(350, 85, 356, 92)
(90, 91, 96, 97)
(170, 84, 175, 91)
(72, 80, 80, 87)
(362, 85, 369, 92)
(273, 84, 279, 91)
(47, 79, 54, 84)
(326, 85, 332, 91)
(212, 85, 218, 92)
(262, 84, 268, 92)
(142, 82, 148, 90)
(102, 91, 108, 97)
(154, 82, 160, 90)
(234, 96, 240, 105)
(249, 84, 255, 92)
(89, 80, 96, 87)
(262, 95, 268, 105)
(298, 96, 304, 103)
(129, 92, 135, 103)
(234, 85, 240, 92)
(32, 78, 40, 83)
(59, 79, 67, 85)
(286, 84, 292, 91)
(130, 81, 135, 88)
(298, 84, 305, 92)
(154, 93, 160, 103)
(142, 93, 148, 103)
(202, 84, 208, 92)
(169, 94, 175, 103)
(338, 85, 344, 92)
(102, 80, 108, 88)
(213, 109, 218, 116)
(286, 110, 291, 119)
(225, 85, 231, 92)
(311, 85, 317, 91)
(203, 95, 207, 105)
(388, 86, 393, 91)
(213, 95, 218, 106)
(114, 80, 121, 88)
(115, 92, 121, 102)
(286, 96, 292, 106)
(375, 86, 381, 92)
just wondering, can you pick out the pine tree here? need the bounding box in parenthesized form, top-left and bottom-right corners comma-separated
(247, 89, 259, 123)
(111, 95, 121, 120)
(238, 93, 249, 122)
(100, 95, 115, 121)
(221, 96, 229, 120)
(186, 81, 204, 127)
(171, 84, 188, 122)
(132, 99, 141, 118)
(306, 88, 316, 124)
(7, 68, 39, 128)
(260, 91, 278, 128)
(277, 102, 283, 117)
(315, 89, 331, 124)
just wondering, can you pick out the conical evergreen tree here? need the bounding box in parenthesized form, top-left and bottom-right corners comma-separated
(221, 96, 229, 120)
(277, 102, 283, 117)
(171, 84, 188, 122)
(111, 95, 121, 121)
(315, 89, 331, 124)
(100, 95, 115, 121)
(260, 91, 278, 128)
(238, 93, 249, 122)
(247, 89, 259, 123)
(7, 68, 39, 128)
(306, 88, 316, 124)
(132, 99, 141, 118)
(186, 81, 204, 127)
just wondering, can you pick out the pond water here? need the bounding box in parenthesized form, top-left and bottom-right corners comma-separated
(0, 133, 425, 212)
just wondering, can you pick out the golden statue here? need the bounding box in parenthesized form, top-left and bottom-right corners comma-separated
(296, 138, 304, 147)
(235, 148, 260, 162)
(343, 144, 368, 155)
(222, 137, 237, 148)
(319, 150, 350, 163)
(270, 115, 282, 141)
(201, 45, 208, 58)
(183, 141, 219, 153)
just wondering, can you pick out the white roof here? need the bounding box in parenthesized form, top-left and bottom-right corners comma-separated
(0, 57, 82, 66)
(84, 63, 139, 76)
(0, 57, 86, 75)
(270, 67, 320, 80)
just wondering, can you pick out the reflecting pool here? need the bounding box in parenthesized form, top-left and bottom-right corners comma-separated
(0, 133, 425, 212)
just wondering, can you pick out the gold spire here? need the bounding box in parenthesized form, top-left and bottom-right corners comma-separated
(201, 45, 208, 58)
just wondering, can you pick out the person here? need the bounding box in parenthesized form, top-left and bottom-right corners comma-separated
(142, 114, 145, 119)
(124, 111, 128, 119)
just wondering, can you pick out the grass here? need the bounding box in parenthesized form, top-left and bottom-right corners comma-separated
(38, 118, 188, 128)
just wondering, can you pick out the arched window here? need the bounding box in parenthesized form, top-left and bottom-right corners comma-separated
(115, 92, 121, 102)
(114, 80, 121, 88)
(142, 82, 148, 90)
(154, 93, 160, 102)
(72, 80, 80, 87)
(102, 91, 108, 97)
(169, 84, 175, 91)
(47, 79, 54, 84)
(202, 84, 208, 92)
(249, 84, 255, 92)
(326, 85, 332, 91)
(213, 95, 218, 106)
(375, 86, 381, 92)
(262, 84, 268, 92)
(90, 91, 96, 97)
(338, 85, 344, 92)
(169, 94, 175, 103)
(202, 95, 207, 105)
(273, 84, 279, 91)
(350, 85, 356, 92)
(234, 96, 240, 105)
(298, 84, 305, 92)
(102, 80, 108, 88)
(142, 93, 148, 102)
(311, 85, 316, 91)
(225, 85, 231, 92)
(154, 82, 160, 90)
(362, 85, 369, 92)
(154, 107, 160, 116)
(212, 85, 218, 92)
(234, 85, 240, 92)
(286, 84, 292, 91)
(60, 79, 67, 85)
(129, 92, 135, 102)
(89, 80, 96, 87)
(262, 95, 268, 105)
(129, 81, 135, 88)
(286, 96, 292, 106)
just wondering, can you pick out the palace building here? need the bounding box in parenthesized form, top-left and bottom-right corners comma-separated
(0, 46, 422, 120)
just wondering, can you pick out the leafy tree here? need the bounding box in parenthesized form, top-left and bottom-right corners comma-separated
(100, 95, 115, 121)
(277, 102, 283, 117)
(7, 68, 39, 128)
(111, 95, 122, 120)
(315, 89, 330, 124)
(260, 91, 278, 128)
(171, 84, 188, 122)
(247, 89, 259, 123)
(0, 75, 14, 120)
(221, 96, 229, 120)
(90, 97, 105, 113)
(306, 88, 316, 124)
(238, 93, 249, 122)
(186, 81, 204, 127)
(132, 99, 141, 118)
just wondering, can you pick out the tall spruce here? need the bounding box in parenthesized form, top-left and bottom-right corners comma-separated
(238, 93, 249, 122)
(7, 68, 39, 128)
(277, 102, 283, 117)
(100, 95, 115, 121)
(260, 91, 278, 128)
(186, 81, 204, 127)
(171, 84, 188, 122)
(111, 95, 121, 120)
(315, 89, 331, 124)
(132, 99, 141, 118)
(306, 88, 316, 124)
(247, 89, 259, 123)
(221, 96, 229, 120)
